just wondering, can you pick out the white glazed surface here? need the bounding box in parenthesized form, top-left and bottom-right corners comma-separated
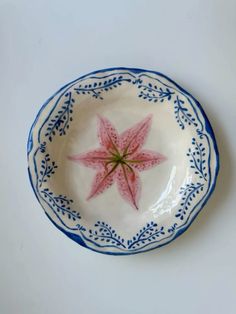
(28, 68, 218, 254)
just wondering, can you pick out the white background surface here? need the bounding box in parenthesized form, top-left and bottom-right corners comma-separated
(1, 0, 236, 313)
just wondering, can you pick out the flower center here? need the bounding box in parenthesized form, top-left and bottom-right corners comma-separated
(112, 152, 125, 164)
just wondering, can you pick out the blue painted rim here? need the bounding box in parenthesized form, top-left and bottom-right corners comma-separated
(27, 67, 220, 255)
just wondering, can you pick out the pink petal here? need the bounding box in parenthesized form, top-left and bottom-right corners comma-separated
(116, 164, 141, 210)
(68, 148, 111, 169)
(97, 115, 119, 152)
(119, 115, 152, 155)
(127, 149, 167, 171)
(87, 164, 118, 200)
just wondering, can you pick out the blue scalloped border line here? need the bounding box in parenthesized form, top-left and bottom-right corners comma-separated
(27, 67, 219, 255)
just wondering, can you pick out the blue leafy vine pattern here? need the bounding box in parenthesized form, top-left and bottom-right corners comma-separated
(88, 221, 126, 248)
(136, 77, 198, 130)
(45, 92, 75, 141)
(35, 146, 82, 230)
(127, 222, 165, 249)
(137, 80, 174, 102)
(44, 75, 132, 142)
(39, 153, 58, 187)
(168, 223, 178, 233)
(187, 138, 207, 181)
(74, 75, 131, 100)
(41, 188, 81, 221)
(175, 137, 208, 220)
(175, 183, 204, 220)
(174, 96, 198, 129)
(29, 70, 214, 252)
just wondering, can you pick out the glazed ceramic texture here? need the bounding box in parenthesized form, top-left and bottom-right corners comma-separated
(27, 68, 219, 255)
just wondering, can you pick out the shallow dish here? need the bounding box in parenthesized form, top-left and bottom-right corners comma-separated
(27, 67, 219, 255)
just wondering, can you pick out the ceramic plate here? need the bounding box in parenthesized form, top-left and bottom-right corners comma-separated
(27, 67, 219, 255)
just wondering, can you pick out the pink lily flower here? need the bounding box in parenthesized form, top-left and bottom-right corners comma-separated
(68, 115, 167, 209)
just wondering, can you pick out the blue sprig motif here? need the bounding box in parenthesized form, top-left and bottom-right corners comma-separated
(88, 221, 126, 248)
(175, 138, 208, 221)
(39, 154, 58, 187)
(39, 142, 46, 153)
(74, 75, 132, 100)
(174, 96, 198, 129)
(168, 223, 178, 233)
(137, 81, 174, 102)
(41, 188, 81, 221)
(175, 183, 204, 220)
(187, 138, 207, 181)
(45, 92, 75, 141)
(127, 222, 165, 249)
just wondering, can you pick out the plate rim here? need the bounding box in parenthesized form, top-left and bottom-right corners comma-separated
(27, 67, 220, 255)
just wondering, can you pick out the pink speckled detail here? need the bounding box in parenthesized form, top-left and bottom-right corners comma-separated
(116, 164, 141, 210)
(68, 148, 110, 170)
(128, 150, 167, 171)
(68, 115, 167, 209)
(97, 115, 119, 151)
(87, 164, 117, 200)
(119, 115, 152, 155)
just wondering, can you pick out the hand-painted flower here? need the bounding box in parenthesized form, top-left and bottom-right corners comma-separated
(68, 115, 167, 209)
